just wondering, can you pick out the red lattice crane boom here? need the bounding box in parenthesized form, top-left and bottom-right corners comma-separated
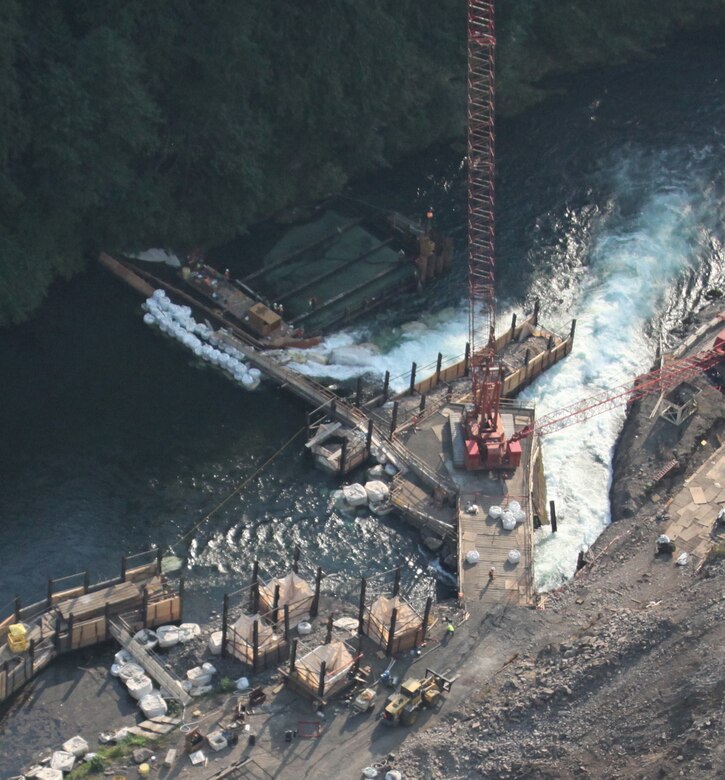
(464, 1, 521, 470)
(512, 333, 725, 444)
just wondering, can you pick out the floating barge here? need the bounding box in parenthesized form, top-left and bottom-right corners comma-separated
(101, 197, 452, 350)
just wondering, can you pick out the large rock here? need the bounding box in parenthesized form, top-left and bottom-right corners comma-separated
(442, 553, 457, 572)
(423, 536, 444, 552)
(133, 747, 154, 764)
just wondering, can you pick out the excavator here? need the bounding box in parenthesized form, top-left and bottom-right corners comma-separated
(381, 669, 457, 726)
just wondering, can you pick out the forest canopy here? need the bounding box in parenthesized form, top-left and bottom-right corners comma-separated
(1, 0, 722, 325)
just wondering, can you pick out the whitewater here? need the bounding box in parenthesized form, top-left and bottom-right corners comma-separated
(277, 144, 724, 592)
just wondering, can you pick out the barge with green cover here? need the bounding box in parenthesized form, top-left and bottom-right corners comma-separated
(101, 197, 453, 350)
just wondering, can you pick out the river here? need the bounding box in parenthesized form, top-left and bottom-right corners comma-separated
(0, 29, 723, 773)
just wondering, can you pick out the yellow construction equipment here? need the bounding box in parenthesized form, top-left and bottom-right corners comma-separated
(381, 668, 456, 726)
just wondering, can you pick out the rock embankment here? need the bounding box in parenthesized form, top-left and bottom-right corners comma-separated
(397, 548, 724, 779)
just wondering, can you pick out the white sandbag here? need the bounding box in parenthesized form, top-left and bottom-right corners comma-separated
(133, 628, 158, 650)
(508, 549, 521, 564)
(207, 630, 223, 655)
(190, 684, 213, 697)
(201, 661, 217, 676)
(513, 509, 526, 525)
(50, 751, 75, 772)
(110, 663, 122, 677)
(33, 770, 64, 780)
(465, 550, 480, 565)
(236, 676, 250, 691)
(367, 464, 386, 480)
(676, 552, 689, 566)
(118, 662, 144, 682)
(507, 500, 521, 513)
(488, 505, 503, 520)
(364, 480, 389, 504)
(501, 511, 516, 531)
(178, 623, 201, 642)
(156, 625, 180, 648)
(126, 674, 153, 701)
(114, 649, 133, 667)
(62, 735, 89, 758)
(139, 692, 168, 719)
(384, 463, 398, 476)
(143, 313, 155, 325)
(297, 621, 312, 636)
(187, 666, 212, 686)
(343, 483, 368, 507)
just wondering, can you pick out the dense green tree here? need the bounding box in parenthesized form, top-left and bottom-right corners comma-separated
(0, 0, 722, 325)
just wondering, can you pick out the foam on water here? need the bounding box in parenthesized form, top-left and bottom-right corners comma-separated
(277, 305, 471, 392)
(526, 181, 705, 591)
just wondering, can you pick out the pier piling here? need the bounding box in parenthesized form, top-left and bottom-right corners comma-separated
(221, 594, 229, 659)
(386, 608, 398, 657)
(390, 402, 399, 439)
(549, 500, 558, 534)
(357, 578, 367, 634)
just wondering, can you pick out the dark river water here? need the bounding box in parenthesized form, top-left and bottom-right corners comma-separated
(0, 29, 724, 773)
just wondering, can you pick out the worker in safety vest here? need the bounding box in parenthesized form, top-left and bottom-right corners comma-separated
(446, 622, 455, 636)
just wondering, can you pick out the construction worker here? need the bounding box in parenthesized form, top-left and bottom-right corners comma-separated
(446, 622, 455, 637)
(425, 207, 434, 235)
(488, 566, 496, 581)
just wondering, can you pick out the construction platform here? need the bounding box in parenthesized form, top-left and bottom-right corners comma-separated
(0, 550, 183, 705)
(387, 394, 537, 609)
